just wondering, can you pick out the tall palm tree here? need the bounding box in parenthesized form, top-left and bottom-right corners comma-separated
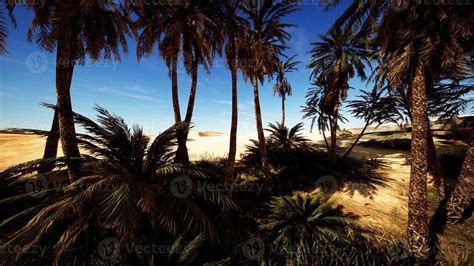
(215, 0, 249, 185)
(24, 0, 130, 181)
(135, 1, 218, 164)
(307, 27, 370, 164)
(0, 107, 237, 264)
(273, 55, 301, 127)
(329, 0, 473, 260)
(240, 0, 298, 180)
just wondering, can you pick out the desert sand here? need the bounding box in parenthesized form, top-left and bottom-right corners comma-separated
(0, 130, 471, 254)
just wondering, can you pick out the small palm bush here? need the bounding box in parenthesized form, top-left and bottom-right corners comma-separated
(0, 106, 238, 265)
(266, 122, 309, 149)
(259, 192, 349, 264)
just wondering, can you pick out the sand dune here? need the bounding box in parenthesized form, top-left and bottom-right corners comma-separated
(0, 130, 325, 170)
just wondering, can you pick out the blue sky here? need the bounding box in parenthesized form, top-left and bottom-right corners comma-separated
(1, 2, 375, 135)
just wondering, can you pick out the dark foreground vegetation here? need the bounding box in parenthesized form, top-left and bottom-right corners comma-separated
(0, 108, 472, 265)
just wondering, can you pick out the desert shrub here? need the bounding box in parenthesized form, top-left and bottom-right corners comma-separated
(259, 192, 349, 265)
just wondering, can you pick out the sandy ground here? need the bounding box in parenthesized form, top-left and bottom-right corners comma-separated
(0, 131, 471, 256)
(0, 131, 413, 238)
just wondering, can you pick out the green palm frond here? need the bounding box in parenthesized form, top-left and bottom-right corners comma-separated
(0, 106, 238, 264)
(177, 233, 208, 264)
(260, 192, 349, 264)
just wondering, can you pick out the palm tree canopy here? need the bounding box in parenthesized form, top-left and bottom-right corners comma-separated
(330, 0, 473, 85)
(0, 2, 16, 54)
(135, 1, 218, 73)
(24, 0, 130, 62)
(214, 0, 249, 69)
(240, 0, 298, 84)
(266, 122, 309, 149)
(273, 54, 301, 98)
(302, 81, 348, 133)
(307, 27, 371, 111)
(347, 87, 400, 126)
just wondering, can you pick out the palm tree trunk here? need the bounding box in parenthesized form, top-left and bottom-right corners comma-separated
(39, 109, 60, 173)
(252, 76, 270, 180)
(281, 95, 286, 127)
(407, 62, 429, 261)
(341, 120, 370, 161)
(226, 44, 238, 186)
(170, 57, 187, 164)
(330, 100, 339, 165)
(426, 120, 446, 198)
(178, 57, 200, 164)
(446, 129, 474, 223)
(171, 57, 182, 124)
(56, 33, 81, 182)
(322, 129, 330, 151)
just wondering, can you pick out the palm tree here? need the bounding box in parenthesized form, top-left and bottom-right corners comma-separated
(329, 0, 473, 260)
(260, 192, 349, 265)
(342, 86, 399, 160)
(240, 0, 298, 180)
(0, 107, 237, 264)
(24, 1, 130, 181)
(302, 81, 348, 153)
(273, 55, 301, 127)
(215, 0, 249, 185)
(135, 1, 218, 164)
(0, 3, 15, 55)
(446, 128, 473, 223)
(307, 27, 370, 164)
(266, 122, 309, 149)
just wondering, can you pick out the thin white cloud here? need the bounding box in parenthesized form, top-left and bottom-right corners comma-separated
(211, 99, 248, 110)
(93, 87, 161, 102)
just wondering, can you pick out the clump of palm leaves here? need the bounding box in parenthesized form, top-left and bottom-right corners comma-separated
(241, 123, 315, 183)
(259, 192, 349, 264)
(258, 193, 414, 265)
(266, 122, 309, 149)
(0, 106, 238, 265)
